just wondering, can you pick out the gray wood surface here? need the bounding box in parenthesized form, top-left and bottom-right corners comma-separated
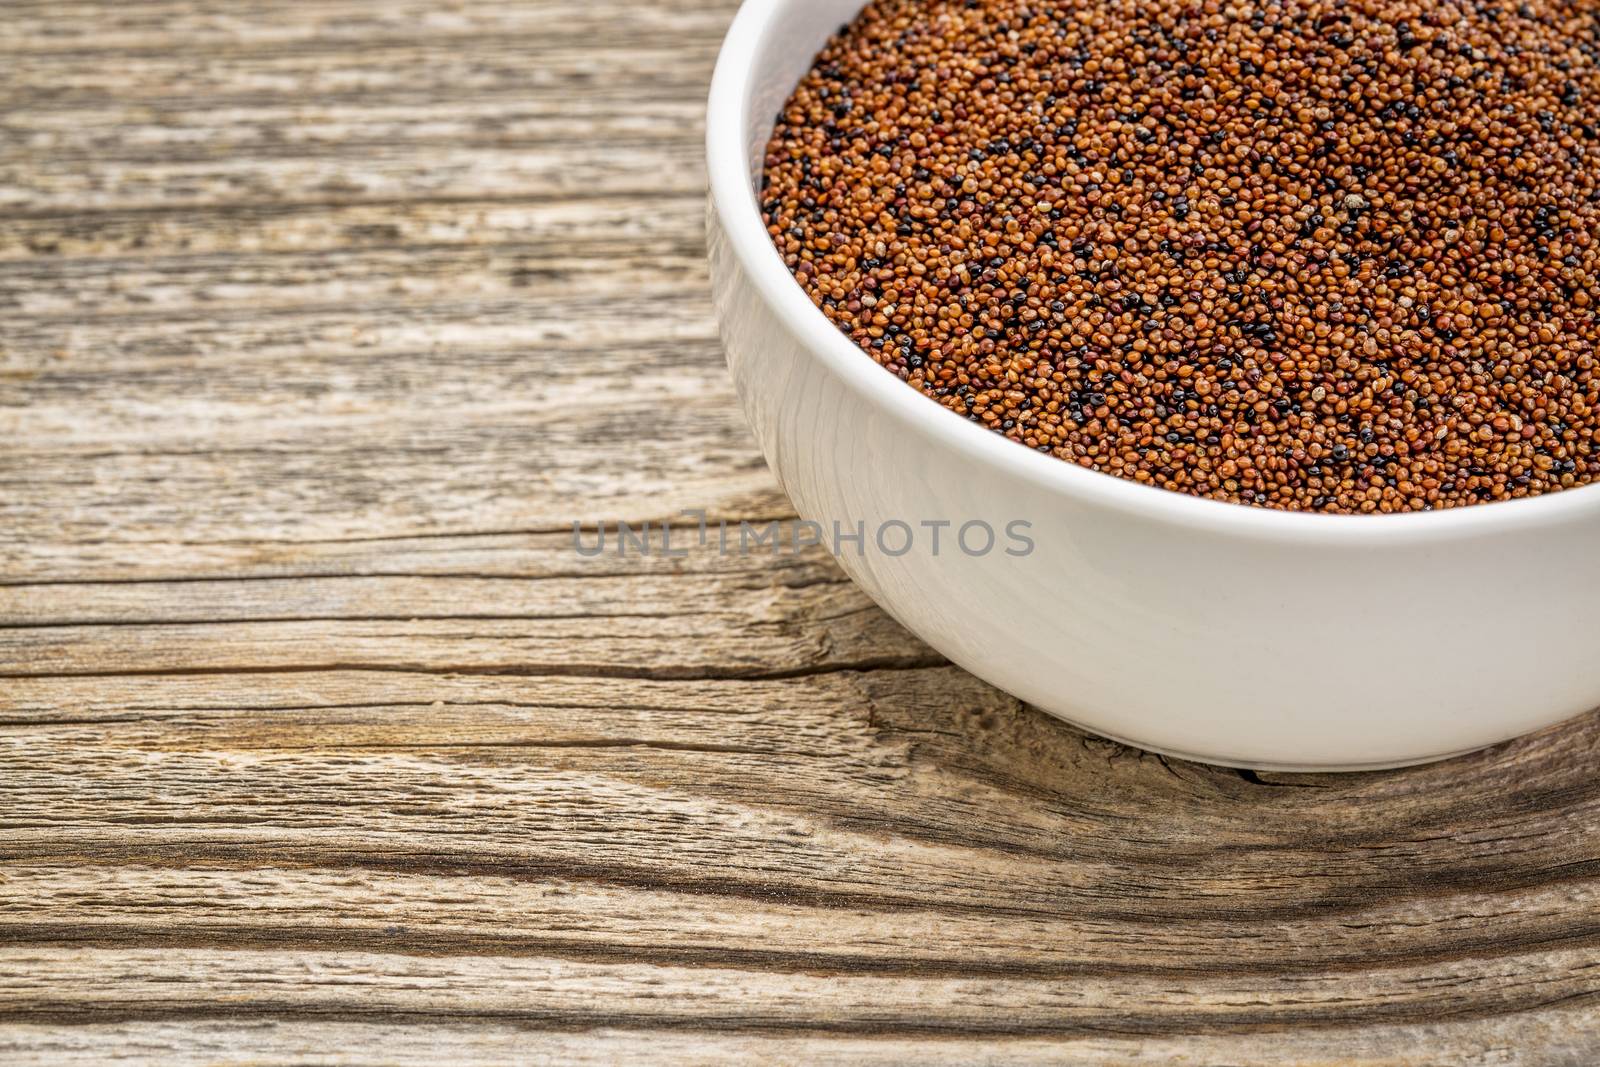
(4, 1, 1600, 1062)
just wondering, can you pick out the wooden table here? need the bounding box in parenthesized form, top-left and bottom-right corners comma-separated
(4, 2, 1600, 1062)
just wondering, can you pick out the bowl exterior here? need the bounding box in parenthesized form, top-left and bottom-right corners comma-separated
(706, 0, 1600, 769)
(709, 200, 1600, 769)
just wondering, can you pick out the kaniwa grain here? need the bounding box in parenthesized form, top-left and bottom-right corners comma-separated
(763, 0, 1600, 513)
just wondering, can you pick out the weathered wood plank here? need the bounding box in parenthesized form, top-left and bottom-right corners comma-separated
(4, 944, 1600, 1035)
(0, 0, 726, 55)
(0, 526, 803, 584)
(0, 1017, 1593, 1067)
(0, 562, 931, 679)
(0, 195, 700, 262)
(5, 667, 1600, 916)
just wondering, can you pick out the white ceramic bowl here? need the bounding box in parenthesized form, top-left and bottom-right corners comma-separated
(705, 0, 1600, 770)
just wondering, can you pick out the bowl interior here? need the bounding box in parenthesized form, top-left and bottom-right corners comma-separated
(710, 0, 1600, 541)
(734, 1, 871, 189)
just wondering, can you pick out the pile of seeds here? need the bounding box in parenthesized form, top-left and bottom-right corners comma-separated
(762, 0, 1600, 512)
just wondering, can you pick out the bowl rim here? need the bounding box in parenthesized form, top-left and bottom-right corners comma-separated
(705, 0, 1600, 545)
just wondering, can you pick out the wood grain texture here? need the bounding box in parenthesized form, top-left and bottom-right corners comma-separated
(3, 1, 1600, 1063)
